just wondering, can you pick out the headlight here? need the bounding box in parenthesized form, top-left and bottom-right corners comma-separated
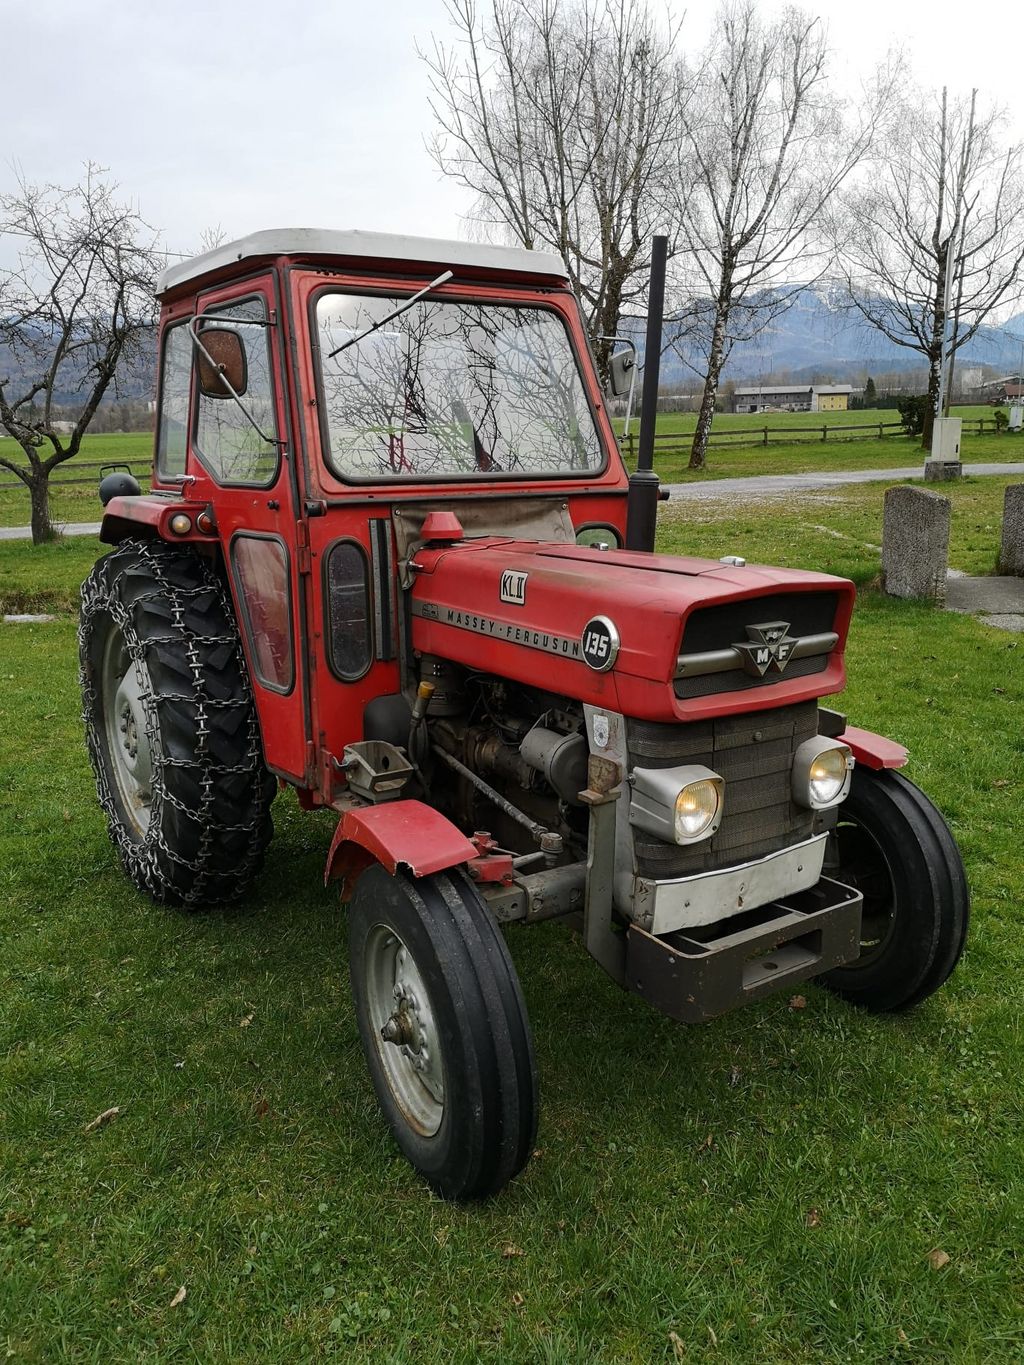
(630, 764, 725, 846)
(675, 779, 722, 840)
(792, 737, 854, 809)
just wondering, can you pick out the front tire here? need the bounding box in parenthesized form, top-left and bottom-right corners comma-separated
(348, 864, 538, 1200)
(819, 768, 969, 1011)
(79, 538, 275, 907)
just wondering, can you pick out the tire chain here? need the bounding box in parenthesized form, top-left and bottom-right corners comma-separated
(79, 538, 274, 906)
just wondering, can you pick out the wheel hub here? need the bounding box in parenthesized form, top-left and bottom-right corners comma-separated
(365, 928, 444, 1136)
(100, 624, 154, 835)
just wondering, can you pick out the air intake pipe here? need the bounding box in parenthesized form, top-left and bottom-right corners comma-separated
(625, 233, 667, 553)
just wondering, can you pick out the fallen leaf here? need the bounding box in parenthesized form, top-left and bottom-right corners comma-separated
(697, 1132, 714, 1152)
(254, 1098, 271, 1120)
(805, 1208, 821, 1228)
(169, 1285, 187, 1308)
(707, 1325, 718, 1347)
(501, 1242, 525, 1258)
(789, 995, 807, 1010)
(84, 1106, 120, 1134)
(992, 779, 1010, 788)
(240, 1011, 255, 1028)
(434, 1227, 450, 1247)
(511, 1291, 525, 1308)
(897, 1327, 910, 1345)
(729, 1065, 741, 1088)
(669, 1329, 686, 1360)
(927, 1248, 950, 1270)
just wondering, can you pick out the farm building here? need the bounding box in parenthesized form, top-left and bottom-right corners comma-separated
(731, 384, 853, 414)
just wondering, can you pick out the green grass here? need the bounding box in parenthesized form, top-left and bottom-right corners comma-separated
(1, 482, 1023, 1360)
(0, 434, 152, 529)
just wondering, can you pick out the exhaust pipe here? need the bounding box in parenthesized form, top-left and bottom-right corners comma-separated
(625, 233, 667, 553)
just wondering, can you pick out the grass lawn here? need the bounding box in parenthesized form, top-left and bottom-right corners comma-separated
(1, 479, 1022, 1360)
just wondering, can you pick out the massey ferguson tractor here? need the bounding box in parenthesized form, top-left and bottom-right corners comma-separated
(79, 229, 968, 1200)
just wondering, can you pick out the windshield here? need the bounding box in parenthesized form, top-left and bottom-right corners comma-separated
(314, 293, 604, 480)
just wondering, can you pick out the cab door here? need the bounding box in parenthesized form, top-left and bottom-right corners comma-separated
(187, 276, 311, 784)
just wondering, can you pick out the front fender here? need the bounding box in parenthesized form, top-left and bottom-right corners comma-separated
(324, 801, 477, 897)
(839, 725, 908, 771)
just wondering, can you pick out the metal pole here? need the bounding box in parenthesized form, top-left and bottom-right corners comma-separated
(625, 234, 667, 552)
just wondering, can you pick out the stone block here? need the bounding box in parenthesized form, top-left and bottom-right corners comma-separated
(882, 486, 951, 603)
(924, 459, 962, 482)
(998, 484, 1024, 577)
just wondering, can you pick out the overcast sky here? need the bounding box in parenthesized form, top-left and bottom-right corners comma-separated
(3, 0, 1022, 262)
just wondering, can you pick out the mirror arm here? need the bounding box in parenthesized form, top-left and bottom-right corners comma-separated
(187, 318, 284, 448)
(326, 269, 454, 360)
(598, 335, 639, 437)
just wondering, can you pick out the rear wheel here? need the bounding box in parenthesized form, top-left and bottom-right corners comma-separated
(820, 768, 969, 1011)
(348, 864, 537, 1200)
(79, 538, 275, 907)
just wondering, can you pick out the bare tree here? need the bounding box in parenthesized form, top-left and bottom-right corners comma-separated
(0, 164, 160, 543)
(420, 0, 681, 372)
(674, 3, 891, 469)
(830, 87, 1024, 445)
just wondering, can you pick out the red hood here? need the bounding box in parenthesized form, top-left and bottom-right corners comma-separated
(409, 538, 855, 722)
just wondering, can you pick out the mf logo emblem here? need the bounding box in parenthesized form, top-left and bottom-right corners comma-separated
(735, 620, 797, 677)
(500, 569, 528, 606)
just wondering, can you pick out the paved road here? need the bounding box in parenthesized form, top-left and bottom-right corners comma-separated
(2, 462, 1023, 539)
(0, 519, 103, 541)
(662, 461, 1024, 501)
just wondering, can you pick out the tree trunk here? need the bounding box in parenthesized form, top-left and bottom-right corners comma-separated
(923, 349, 942, 450)
(689, 298, 730, 470)
(28, 472, 58, 545)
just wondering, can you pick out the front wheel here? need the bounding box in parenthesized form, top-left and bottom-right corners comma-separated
(819, 768, 969, 1011)
(348, 864, 537, 1200)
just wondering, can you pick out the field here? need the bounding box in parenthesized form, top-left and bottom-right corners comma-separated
(3, 411, 1024, 528)
(1, 476, 1022, 1360)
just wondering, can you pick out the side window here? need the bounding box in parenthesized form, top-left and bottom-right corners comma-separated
(324, 541, 372, 680)
(231, 535, 294, 692)
(156, 323, 192, 478)
(196, 296, 278, 485)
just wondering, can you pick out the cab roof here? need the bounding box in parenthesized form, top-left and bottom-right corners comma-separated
(156, 228, 569, 298)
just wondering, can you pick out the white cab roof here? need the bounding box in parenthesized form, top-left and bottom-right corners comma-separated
(157, 228, 569, 296)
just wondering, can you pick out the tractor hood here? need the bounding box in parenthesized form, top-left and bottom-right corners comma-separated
(409, 538, 856, 723)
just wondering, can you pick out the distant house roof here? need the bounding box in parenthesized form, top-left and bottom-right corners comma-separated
(733, 383, 853, 396)
(157, 228, 568, 296)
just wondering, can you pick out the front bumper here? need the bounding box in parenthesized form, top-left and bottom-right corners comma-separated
(626, 876, 863, 1023)
(634, 833, 829, 935)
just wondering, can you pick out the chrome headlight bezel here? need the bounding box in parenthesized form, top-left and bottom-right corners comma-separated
(792, 736, 854, 809)
(629, 763, 725, 846)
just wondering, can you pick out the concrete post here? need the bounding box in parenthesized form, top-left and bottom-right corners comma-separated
(882, 486, 951, 604)
(998, 484, 1024, 577)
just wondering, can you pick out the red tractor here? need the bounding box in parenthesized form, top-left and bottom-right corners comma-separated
(80, 230, 967, 1200)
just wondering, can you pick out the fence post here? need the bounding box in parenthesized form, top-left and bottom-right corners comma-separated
(763, 426, 768, 446)
(879, 423, 883, 439)
(822, 425, 827, 442)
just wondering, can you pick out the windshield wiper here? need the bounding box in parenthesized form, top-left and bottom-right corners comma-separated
(326, 269, 454, 360)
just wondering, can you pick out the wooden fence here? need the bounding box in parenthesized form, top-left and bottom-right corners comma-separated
(618, 415, 1002, 463)
(0, 459, 153, 491)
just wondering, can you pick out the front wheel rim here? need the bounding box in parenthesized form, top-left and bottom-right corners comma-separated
(832, 816, 898, 968)
(364, 923, 444, 1137)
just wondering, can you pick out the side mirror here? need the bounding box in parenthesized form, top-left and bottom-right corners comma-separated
(197, 328, 248, 399)
(607, 347, 636, 398)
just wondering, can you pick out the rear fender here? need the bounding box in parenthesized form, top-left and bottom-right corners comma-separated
(324, 801, 477, 898)
(101, 495, 217, 546)
(839, 725, 908, 770)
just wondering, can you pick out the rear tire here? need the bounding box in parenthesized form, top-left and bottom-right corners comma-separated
(79, 538, 275, 907)
(348, 864, 537, 1200)
(819, 768, 969, 1011)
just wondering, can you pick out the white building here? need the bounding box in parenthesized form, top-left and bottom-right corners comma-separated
(731, 384, 853, 414)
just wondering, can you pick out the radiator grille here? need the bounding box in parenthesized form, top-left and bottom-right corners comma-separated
(675, 590, 838, 700)
(627, 701, 820, 879)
